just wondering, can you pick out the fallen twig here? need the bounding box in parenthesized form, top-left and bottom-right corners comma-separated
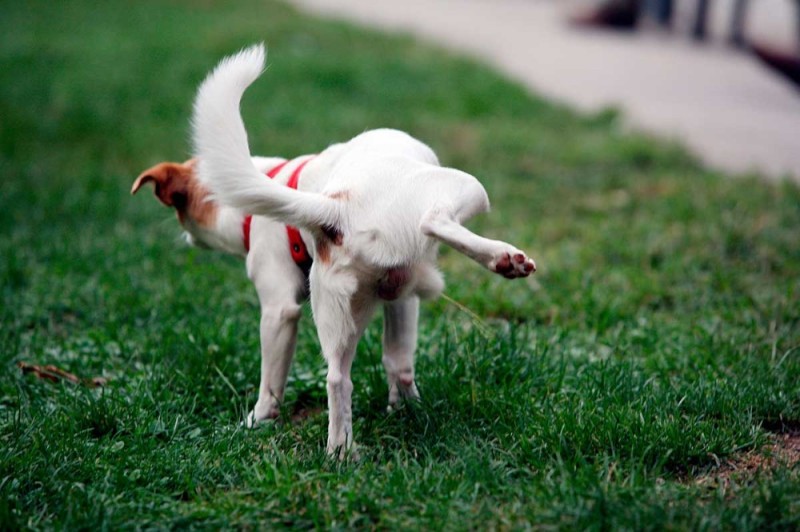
(17, 361, 107, 388)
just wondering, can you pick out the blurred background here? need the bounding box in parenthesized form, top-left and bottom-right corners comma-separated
(294, 0, 800, 180)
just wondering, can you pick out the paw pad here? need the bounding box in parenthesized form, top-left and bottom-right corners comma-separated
(492, 249, 536, 278)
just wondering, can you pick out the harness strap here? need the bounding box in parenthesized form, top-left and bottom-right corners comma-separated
(242, 157, 314, 274)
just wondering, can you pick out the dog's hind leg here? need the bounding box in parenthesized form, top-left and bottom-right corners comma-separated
(382, 297, 421, 410)
(422, 209, 536, 278)
(420, 205, 536, 279)
(418, 168, 535, 278)
(310, 268, 377, 458)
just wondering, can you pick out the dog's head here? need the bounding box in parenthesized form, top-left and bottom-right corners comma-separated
(132, 158, 220, 248)
(132, 158, 200, 215)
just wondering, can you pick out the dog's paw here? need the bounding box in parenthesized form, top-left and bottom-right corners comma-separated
(489, 247, 536, 279)
(387, 377, 420, 412)
(327, 441, 360, 462)
(243, 403, 280, 428)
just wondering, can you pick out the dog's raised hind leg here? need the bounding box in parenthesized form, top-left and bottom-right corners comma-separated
(382, 297, 421, 410)
(421, 205, 536, 278)
(418, 168, 535, 278)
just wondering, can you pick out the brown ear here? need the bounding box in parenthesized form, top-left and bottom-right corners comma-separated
(131, 171, 156, 195)
(131, 162, 190, 208)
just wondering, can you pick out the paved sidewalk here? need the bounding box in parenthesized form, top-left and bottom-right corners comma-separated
(291, 0, 800, 180)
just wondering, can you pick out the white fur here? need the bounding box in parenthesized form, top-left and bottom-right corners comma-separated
(190, 44, 536, 457)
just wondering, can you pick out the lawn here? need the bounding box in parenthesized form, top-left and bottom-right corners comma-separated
(1, 0, 799, 529)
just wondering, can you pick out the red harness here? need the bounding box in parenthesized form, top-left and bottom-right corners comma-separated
(242, 157, 314, 273)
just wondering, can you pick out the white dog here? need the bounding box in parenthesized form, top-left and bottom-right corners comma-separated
(133, 44, 535, 457)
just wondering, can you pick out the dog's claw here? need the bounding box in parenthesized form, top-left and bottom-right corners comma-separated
(244, 406, 279, 428)
(243, 413, 261, 429)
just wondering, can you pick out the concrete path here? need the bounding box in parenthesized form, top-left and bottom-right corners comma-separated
(291, 0, 800, 180)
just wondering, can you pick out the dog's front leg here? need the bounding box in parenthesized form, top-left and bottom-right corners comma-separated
(383, 297, 421, 410)
(244, 298, 302, 427)
(245, 231, 307, 427)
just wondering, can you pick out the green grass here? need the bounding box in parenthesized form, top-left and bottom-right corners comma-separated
(2, 0, 799, 529)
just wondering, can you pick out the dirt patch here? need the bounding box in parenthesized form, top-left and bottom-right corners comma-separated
(693, 431, 800, 490)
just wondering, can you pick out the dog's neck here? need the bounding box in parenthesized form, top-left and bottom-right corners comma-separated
(179, 156, 296, 258)
(182, 204, 248, 257)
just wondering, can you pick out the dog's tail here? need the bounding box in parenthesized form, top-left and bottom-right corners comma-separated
(191, 43, 339, 230)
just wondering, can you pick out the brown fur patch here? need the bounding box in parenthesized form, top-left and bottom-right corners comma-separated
(327, 190, 350, 201)
(316, 222, 343, 264)
(321, 224, 343, 245)
(316, 238, 330, 264)
(183, 176, 217, 227)
(133, 159, 218, 228)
